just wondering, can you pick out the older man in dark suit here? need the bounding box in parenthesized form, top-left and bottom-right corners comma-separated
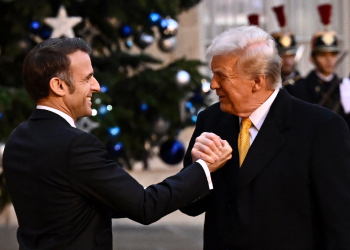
(2, 38, 232, 250)
(180, 25, 350, 249)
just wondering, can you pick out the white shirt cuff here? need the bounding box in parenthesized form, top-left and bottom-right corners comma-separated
(196, 159, 213, 190)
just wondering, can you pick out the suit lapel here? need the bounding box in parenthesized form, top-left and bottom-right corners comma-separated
(219, 114, 240, 198)
(238, 88, 291, 189)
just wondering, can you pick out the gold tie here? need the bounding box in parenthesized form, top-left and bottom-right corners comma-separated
(238, 117, 252, 167)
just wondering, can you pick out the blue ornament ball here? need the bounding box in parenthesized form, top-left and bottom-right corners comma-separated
(108, 142, 124, 158)
(29, 21, 41, 34)
(39, 29, 52, 40)
(159, 140, 185, 165)
(149, 12, 161, 26)
(119, 24, 132, 38)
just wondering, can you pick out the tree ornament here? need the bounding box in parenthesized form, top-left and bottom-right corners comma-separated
(78, 19, 100, 45)
(140, 103, 148, 111)
(149, 12, 161, 26)
(159, 18, 178, 37)
(176, 70, 191, 85)
(159, 139, 185, 165)
(154, 117, 170, 134)
(98, 105, 108, 116)
(39, 28, 52, 40)
(108, 126, 121, 137)
(125, 38, 133, 49)
(134, 31, 154, 50)
(100, 85, 109, 93)
(44, 5, 82, 38)
(29, 21, 41, 34)
(107, 142, 124, 158)
(119, 24, 132, 38)
(201, 79, 211, 93)
(75, 117, 100, 133)
(158, 36, 176, 52)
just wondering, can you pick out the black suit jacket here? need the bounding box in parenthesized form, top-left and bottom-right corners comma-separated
(3, 109, 210, 250)
(180, 88, 350, 250)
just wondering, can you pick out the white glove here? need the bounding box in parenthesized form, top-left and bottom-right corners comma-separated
(339, 77, 350, 114)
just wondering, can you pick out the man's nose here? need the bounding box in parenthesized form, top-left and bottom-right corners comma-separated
(210, 79, 219, 90)
(91, 77, 100, 93)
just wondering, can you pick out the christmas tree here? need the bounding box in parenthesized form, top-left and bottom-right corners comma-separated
(0, 0, 210, 210)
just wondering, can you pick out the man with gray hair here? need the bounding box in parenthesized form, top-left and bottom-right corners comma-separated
(181, 25, 350, 249)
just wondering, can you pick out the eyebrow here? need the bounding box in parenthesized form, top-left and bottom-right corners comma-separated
(83, 72, 94, 80)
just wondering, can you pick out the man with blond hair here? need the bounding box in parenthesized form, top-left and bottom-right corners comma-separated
(181, 26, 350, 249)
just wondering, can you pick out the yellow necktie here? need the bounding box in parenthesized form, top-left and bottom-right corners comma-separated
(238, 117, 252, 167)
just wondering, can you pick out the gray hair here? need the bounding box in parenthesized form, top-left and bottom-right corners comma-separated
(207, 26, 282, 90)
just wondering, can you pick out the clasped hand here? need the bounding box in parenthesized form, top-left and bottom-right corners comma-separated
(191, 132, 232, 172)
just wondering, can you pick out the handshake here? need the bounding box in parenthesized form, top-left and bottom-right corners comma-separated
(191, 132, 233, 173)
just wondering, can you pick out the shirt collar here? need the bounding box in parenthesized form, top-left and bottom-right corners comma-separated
(239, 88, 280, 130)
(36, 105, 76, 128)
(315, 71, 335, 82)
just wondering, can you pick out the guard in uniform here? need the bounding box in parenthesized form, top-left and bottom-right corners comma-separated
(271, 5, 301, 94)
(293, 4, 350, 129)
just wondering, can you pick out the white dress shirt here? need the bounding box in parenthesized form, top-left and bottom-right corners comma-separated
(36, 105, 76, 127)
(239, 88, 280, 145)
(36, 105, 213, 189)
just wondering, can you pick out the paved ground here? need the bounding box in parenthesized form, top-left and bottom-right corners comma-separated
(0, 224, 204, 250)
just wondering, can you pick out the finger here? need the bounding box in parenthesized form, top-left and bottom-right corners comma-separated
(195, 137, 222, 157)
(204, 132, 223, 150)
(192, 148, 216, 163)
(194, 142, 220, 161)
(220, 140, 233, 158)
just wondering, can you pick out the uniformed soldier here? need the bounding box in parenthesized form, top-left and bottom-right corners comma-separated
(271, 5, 301, 94)
(293, 4, 350, 129)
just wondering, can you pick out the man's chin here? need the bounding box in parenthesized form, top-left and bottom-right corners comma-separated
(220, 103, 234, 115)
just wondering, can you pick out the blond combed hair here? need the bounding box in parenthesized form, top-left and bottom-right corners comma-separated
(207, 26, 282, 90)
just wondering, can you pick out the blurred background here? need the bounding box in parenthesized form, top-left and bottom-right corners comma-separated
(0, 0, 349, 249)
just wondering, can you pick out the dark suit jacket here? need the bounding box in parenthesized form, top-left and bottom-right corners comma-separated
(3, 109, 210, 250)
(180, 88, 350, 250)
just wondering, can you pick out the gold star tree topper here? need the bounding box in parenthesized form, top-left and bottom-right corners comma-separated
(44, 5, 82, 38)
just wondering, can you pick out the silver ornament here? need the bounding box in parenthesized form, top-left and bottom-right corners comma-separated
(134, 31, 154, 50)
(160, 18, 178, 37)
(158, 36, 177, 52)
(202, 79, 211, 93)
(76, 117, 99, 133)
(154, 117, 170, 135)
(176, 70, 191, 85)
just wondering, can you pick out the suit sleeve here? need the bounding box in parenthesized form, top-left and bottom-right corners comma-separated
(180, 111, 211, 216)
(311, 114, 350, 248)
(67, 133, 210, 225)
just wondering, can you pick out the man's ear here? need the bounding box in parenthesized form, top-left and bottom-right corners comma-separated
(310, 56, 315, 65)
(252, 75, 266, 92)
(49, 77, 66, 97)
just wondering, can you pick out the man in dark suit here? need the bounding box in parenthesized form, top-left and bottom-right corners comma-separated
(180, 25, 350, 249)
(2, 38, 232, 250)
